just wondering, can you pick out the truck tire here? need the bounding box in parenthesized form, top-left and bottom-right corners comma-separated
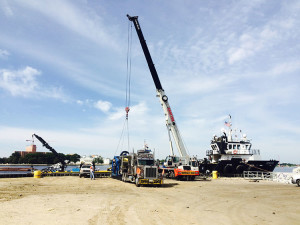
(297, 179, 300, 187)
(169, 171, 175, 178)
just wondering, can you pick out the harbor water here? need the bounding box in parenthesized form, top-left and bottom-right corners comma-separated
(0, 164, 110, 175)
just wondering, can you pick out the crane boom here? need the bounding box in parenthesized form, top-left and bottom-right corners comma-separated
(32, 133, 66, 171)
(127, 14, 188, 159)
(127, 15, 163, 91)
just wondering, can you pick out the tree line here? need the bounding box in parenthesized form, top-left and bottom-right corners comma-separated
(0, 152, 81, 164)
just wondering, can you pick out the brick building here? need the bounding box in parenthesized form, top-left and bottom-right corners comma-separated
(15, 145, 47, 157)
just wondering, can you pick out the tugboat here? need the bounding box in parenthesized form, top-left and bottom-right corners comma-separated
(199, 115, 279, 176)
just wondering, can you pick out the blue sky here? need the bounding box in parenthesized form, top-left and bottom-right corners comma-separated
(0, 0, 299, 163)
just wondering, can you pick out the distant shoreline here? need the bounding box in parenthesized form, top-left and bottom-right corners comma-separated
(0, 163, 109, 166)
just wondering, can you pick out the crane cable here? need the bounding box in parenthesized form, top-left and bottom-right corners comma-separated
(115, 21, 133, 155)
(125, 20, 132, 118)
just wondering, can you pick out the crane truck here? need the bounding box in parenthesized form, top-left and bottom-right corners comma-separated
(127, 15, 199, 180)
(111, 145, 163, 187)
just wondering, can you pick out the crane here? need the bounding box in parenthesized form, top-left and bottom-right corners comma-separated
(32, 134, 67, 172)
(127, 15, 199, 179)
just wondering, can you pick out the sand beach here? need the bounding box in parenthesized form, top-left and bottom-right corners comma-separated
(0, 176, 299, 225)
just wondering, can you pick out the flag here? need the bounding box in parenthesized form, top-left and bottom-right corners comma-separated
(225, 121, 231, 127)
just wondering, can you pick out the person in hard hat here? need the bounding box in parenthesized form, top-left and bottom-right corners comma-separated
(90, 165, 95, 180)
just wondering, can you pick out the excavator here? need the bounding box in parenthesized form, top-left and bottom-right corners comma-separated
(127, 15, 199, 180)
(32, 133, 67, 172)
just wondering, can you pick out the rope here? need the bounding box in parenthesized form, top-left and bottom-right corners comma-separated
(244, 162, 271, 173)
(114, 118, 127, 156)
(115, 20, 133, 155)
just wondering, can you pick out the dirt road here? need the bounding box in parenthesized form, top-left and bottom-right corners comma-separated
(0, 176, 299, 225)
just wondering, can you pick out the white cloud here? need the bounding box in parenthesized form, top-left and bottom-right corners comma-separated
(94, 100, 112, 113)
(0, 66, 69, 101)
(0, 66, 40, 96)
(0, 49, 10, 57)
(108, 107, 125, 121)
(15, 0, 119, 50)
(270, 61, 300, 76)
(76, 100, 83, 105)
(227, 33, 262, 64)
(108, 102, 149, 121)
(0, 0, 14, 17)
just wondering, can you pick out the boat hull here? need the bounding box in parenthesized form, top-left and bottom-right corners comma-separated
(199, 159, 279, 176)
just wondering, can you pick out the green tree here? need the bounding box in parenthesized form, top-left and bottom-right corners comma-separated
(3, 152, 81, 164)
(53, 153, 66, 164)
(0, 157, 8, 164)
(69, 154, 81, 163)
(94, 156, 103, 164)
(8, 152, 21, 164)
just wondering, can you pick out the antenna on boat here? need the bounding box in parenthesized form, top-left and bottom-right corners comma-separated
(224, 114, 233, 141)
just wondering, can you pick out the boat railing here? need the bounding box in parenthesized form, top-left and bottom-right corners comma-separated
(243, 171, 273, 180)
(250, 149, 260, 155)
(207, 149, 260, 155)
(206, 150, 212, 156)
(206, 150, 220, 155)
(244, 171, 294, 184)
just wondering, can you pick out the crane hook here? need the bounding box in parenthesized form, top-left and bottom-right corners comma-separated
(125, 106, 130, 119)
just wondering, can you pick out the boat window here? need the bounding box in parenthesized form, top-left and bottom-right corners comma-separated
(237, 145, 240, 150)
(228, 144, 232, 149)
(212, 144, 218, 150)
(233, 145, 236, 149)
(245, 145, 248, 150)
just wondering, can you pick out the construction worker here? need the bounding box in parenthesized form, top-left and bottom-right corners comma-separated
(90, 165, 95, 180)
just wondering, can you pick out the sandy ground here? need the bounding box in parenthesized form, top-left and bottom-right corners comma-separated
(0, 176, 299, 225)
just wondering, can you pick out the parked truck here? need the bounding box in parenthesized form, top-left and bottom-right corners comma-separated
(291, 167, 300, 187)
(112, 146, 163, 187)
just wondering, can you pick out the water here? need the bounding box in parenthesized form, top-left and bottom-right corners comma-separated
(273, 167, 296, 173)
(0, 164, 110, 175)
(1, 165, 296, 175)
